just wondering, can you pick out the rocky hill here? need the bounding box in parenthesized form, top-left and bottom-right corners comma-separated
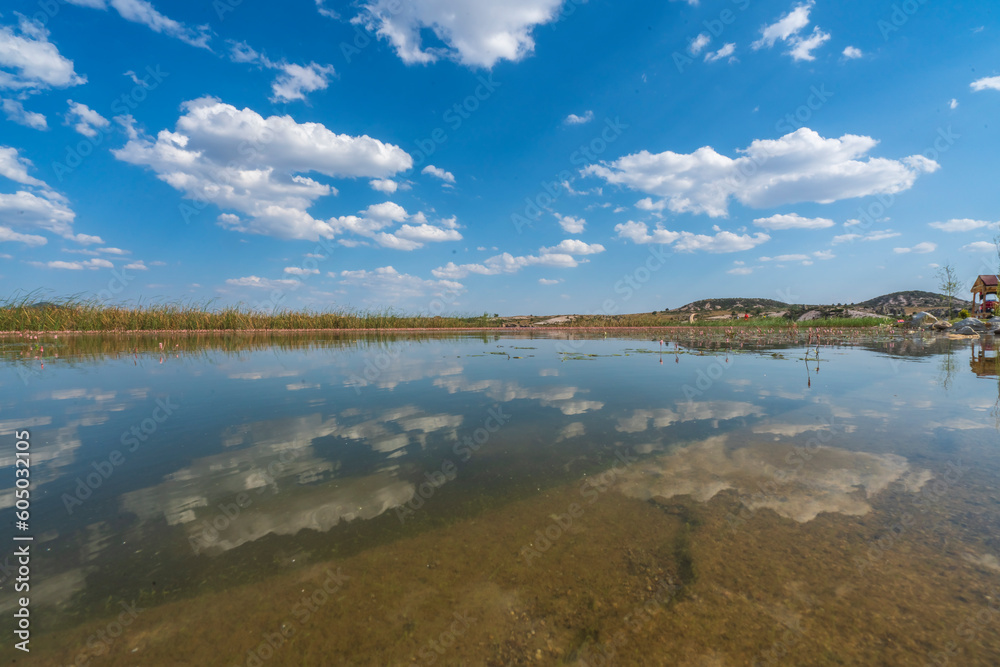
(672, 297, 789, 313)
(855, 290, 971, 315)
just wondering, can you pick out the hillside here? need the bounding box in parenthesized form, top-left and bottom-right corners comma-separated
(855, 290, 971, 314)
(672, 297, 789, 313)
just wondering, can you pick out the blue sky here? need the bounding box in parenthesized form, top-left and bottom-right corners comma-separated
(0, 0, 998, 315)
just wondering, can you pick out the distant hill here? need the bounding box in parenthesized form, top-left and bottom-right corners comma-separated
(673, 297, 788, 312)
(855, 290, 971, 314)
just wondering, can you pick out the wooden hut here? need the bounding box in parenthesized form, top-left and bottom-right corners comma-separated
(970, 274, 999, 314)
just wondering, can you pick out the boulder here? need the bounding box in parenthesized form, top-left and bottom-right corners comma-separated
(953, 326, 980, 336)
(912, 311, 937, 326)
(932, 320, 952, 330)
(953, 317, 990, 330)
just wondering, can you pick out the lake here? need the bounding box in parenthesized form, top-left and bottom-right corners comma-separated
(2, 330, 999, 665)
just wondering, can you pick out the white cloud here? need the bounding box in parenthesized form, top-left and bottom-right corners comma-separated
(29, 258, 113, 270)
(352, 0, 564, 68)
(813, 249, 835, 260)
(635, 197, 667, 212)
(65, 0, 211, 49)
(369, 178, 398, 194)
(788, 27, 830, 61)
(227, 42, 336, 103)
(338, 266, 463, 300)
(0, 16, 86, 91)
(124, 260, 147, 270)
(585, 128, 937, 217)
(842, 46, 862, 59)
(832, 229, 901, 244)
(949, 98, 958, 109)
(893, 242, 936, 254)
(615, 220, 769, 253)
(432, 238, 603, 279)
(539, 278, 562, 285)
(225, 276, 301, 289)
(753, 213, 834, 230)
(704, 43, 735, 63)
(113, 97, 413, 240)
(0, 225, 46, 246)
(753, 1, 813, 49)
(760, 253, 809, 262)
(284, 266, 319, 275)
(1, 98, 47, 129)
(422, 164, 455, 183)
(0, 146, 97, 243)
(752, 2, 829, 62)
(928, 218, 997, 232)
(554, 213, 585, 234)
(843, 218, 861, 227)
(271, 62, 336, 103)
(541, 239, 605, 255)
(971, 76, 1000, 92)
(689, 33, 710, 56)
(65, 101, 110, 137)
(315, 0, 339, 19)
(727, 266, 757, 275)
(962, 241, 995, 253)
(564, 110, 594, 125)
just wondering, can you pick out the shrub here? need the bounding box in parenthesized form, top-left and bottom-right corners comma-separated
(959, 309, 970, 319)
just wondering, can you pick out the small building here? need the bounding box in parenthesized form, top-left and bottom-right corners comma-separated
(971, 274, 999, 314)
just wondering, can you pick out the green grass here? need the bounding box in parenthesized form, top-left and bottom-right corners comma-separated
(0, 293, 502, 332)
(1, 293, 895, 333)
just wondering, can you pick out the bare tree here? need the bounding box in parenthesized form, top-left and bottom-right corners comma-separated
(994, 232, 1000, 276)
(936, 263, 960, 317)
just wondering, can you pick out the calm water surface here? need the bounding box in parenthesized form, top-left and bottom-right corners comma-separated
(1, 331, 999, 665)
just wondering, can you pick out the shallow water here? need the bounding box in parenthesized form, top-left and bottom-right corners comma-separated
(1, 331, 999, 665)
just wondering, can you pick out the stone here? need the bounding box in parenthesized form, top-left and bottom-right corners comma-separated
(953, 317, 990, 330)
(953, 326, 980, 336)
(932, 320, 952, 330)
(912, 312, 937, 326)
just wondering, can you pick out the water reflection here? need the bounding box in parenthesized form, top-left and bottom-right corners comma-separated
(2, 331, 999, 663)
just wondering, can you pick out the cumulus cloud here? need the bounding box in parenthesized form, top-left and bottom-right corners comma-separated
(338, 266, 463, 300)
(753, 213, 834, 230)
(689, 33, 711, 56)
(0, 225, 46, 246)
(564, 110, 594, 125)
(369, 178, 398, 194)
(29, 258, 113, 270)
(1, 98, 47, 129)
(65, 101, 110, 137)
(432, 238, 603, 279)
(0, 16, 86, 91)
(615, 220, 769, 253)
(113, 97, 414, 240)
(928, 218, 997, 232)
(124, 260, 147, 270)
(893, 242, 936, 254)
(832, 229, 901, 244)
(842, 46, 862, 59)
(971, 76, 1000, 92)
(421, 164, 455, 183)
(962, 241, 994, 252)
(227, 42, 336, 102)
(752, 1, 829, 62)
(0, 145, 97, 244)
(949, 98, 958, 109)
(704, 43, 735, 63)
(284, 266, 320, 275)
(539, 278, 562, 285)
(64, 0, 211, 48)
(225, 276, 301, 289)
(554, 213, 585, 233)
(585, 128, 938, 217)
(352, 0, 564, 68)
